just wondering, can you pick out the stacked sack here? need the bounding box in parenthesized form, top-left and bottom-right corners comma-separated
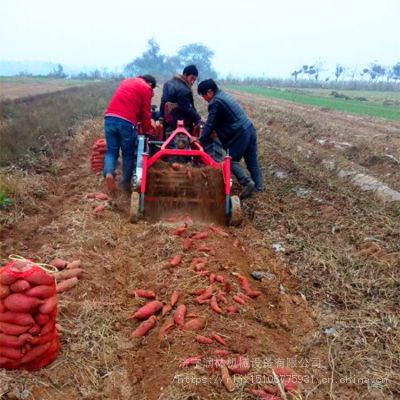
(91, 139, 107, 173)
(0, 260, 60, 371)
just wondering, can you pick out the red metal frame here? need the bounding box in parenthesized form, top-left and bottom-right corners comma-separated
(140, 121, 231, 197)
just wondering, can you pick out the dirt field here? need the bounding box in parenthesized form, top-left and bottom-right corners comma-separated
(0, 78, 89, 100)
(0, 91, 399, 399)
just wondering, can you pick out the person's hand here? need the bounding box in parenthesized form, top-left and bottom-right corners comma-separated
(189, 136, 199, 144)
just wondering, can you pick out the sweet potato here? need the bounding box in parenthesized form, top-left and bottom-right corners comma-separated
(32, 329, 56, 346)
(228, 356, 251, 375)
(0, 301, 5, 313)
(26, 285, 56, 299)
(173, 226, 187, 236)
(132, 300, 163, 320)
(0, 333, 25, 348)
(183, 238, 193, 251)
(216, 275, 224, 283)
(238, 292, 251, 302)
(35, 313, 50, 326)
(170, 254, 182, 267)
(0, 322, 30, 336)
(0, 284, 10, 299)
(171, 162, 183, 171)
(29, 324, 41, 335)
(0, 312, 35, 326)
(226, 305, 239, 314)
(51, 258, 68, 270)
(248, 389, 279, 399)
(66, 260, 81, 269)
(54, 268, 84, 281)
(56, 277, 79, 293)
(209, 224, 229, 238)
(210, 296, 223, 314)
(191, 288, 206, 296)
(170, 290, 179, 306)
(39, 296, 57, 314)
(212, 333, 227, 346)
(186, 312, 197, 318)
(180, 355, 202, 367)
(40, 320, 54, 335)
(196, 270, 210, 276)
(238, 275, 261, 298)
(213, 349, 230, 356)
(184, 215, 194, 226)
(162, 304, 172, 316)
(192, 231, 208, 240)
(95, 193, 109, 201)
(132, 315, 157, 338)
(195, 297, 210, 305)
(195, 335, 213, 344)
(221, 365, 235, 392)
(0, 347, 23, 361)
(20, 342, 52, 364)
(174, 304, 186, 326)
(9, 279, 31, 293)
(132, 289, 156, 299)
(233, 295, 246, 305)
(216, 292, 228, 305)
(194, 262, 207, 271)
(197, 285, 214, 301)
(209, 273, 216, 284)
(198, 244, 212, 252)
(0, 272, 18, 285)
(4, 294, 43, 313)
(25, 269, 54, 286)
(183, 318, 204, 331)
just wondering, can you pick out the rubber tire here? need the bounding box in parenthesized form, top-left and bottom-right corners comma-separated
(229, 195, 243, 226)
(129, 191, 140, 223)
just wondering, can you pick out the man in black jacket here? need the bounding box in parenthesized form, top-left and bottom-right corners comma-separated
(197, 79, 264, 199)
(160, 65, 201, 135)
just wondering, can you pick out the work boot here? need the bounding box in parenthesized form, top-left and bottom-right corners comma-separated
(105, 173, 117, 194)
(239, 180, 256, 200)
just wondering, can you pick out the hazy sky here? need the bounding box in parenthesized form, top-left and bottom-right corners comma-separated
(1, 0, 399, 78)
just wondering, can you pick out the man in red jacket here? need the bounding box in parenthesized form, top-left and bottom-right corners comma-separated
(104, 74, 156, 193)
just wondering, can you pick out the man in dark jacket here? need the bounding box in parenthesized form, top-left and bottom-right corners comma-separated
(103, 74, 156, 193)
(197, 79, 264, 199)
(160, 65, 201, 135)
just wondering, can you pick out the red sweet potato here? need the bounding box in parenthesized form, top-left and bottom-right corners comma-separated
(238, 275, 261, 298)
(238, 292, 251, 302)
(20, 342, 52, 364)
(0, 333, 24, 348)
(31, 329, 56, 346)
(171, 162, 183, 171)
(54, 268, 84, 280)
(210, 296, 223, 314)
(25, 269, 54, 286)
(56, 277, 79, 293)
(195, 335, 213, 344)
(173, 226, 187, 236)
(95, 193, 109, 201)
(39, 296, 57, 314)
(162, 304, 172, 316)
(183, 215, 194, 226)
(0, 312, 35, 326)
(183, 238, 193, 250)
(209, 273, 216, 284)
(132, 300, 163, 320)
(170, 290, 179, 306)
(183, 318, 204, 331)
(35, 313, 50, 326)
(26, 285, 55, 299)
(0, 322, 30, 336)
(198, 244, 212, 252)
(158, 317, 175, 340)
(9, 280, 31, 293)
(132, 289, 156, 299)
(0, 301, 5, 313)
(4, 294, 43, 313)
(194, 262, 207, 271)
(197, 285, 214, 301)
(192, 231, 208, 240)
(174, 304, 186, 326)
(180, 355, 202, 367)
(40, 320, 54, 336)
(191, 288, 206, 296)
(216, 275, 224, 283)
(0, 347, 23, 360)
(209, 224, 229, 238)
(213, 349, 230, 356)
(132, 316, 157, 338)
(195, 297, 210, 305)
(228, 355, 251, 375)
(226, 305, 239, 314)
(51, 258, 68, 270)
(212, 333, 227, 346)
(29, 324, 41, 335)
(66, 260, 81, 269)
(0, 272, 18, 285)
(216, 291, 228, 305)
(233, 295, 246, 305)
(170, 254, 182, 267)
(0, 284, 10, 299)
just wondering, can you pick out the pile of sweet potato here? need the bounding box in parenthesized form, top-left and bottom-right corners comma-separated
(90, 139, 106, 173)
(0, 261, 60, 370)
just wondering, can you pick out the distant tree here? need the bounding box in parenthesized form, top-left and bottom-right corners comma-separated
(48, 64, 67, 79)
(335, 64, 344, 81)
(392, 62, 400, 80)
(124, 38, 166, 77)
(177, 43, 217, 79)
(291, 70, 301, 81)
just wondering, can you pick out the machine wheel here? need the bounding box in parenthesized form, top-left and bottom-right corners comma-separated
(228, 195, 243, 226)
(129, 191, 140, 223)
